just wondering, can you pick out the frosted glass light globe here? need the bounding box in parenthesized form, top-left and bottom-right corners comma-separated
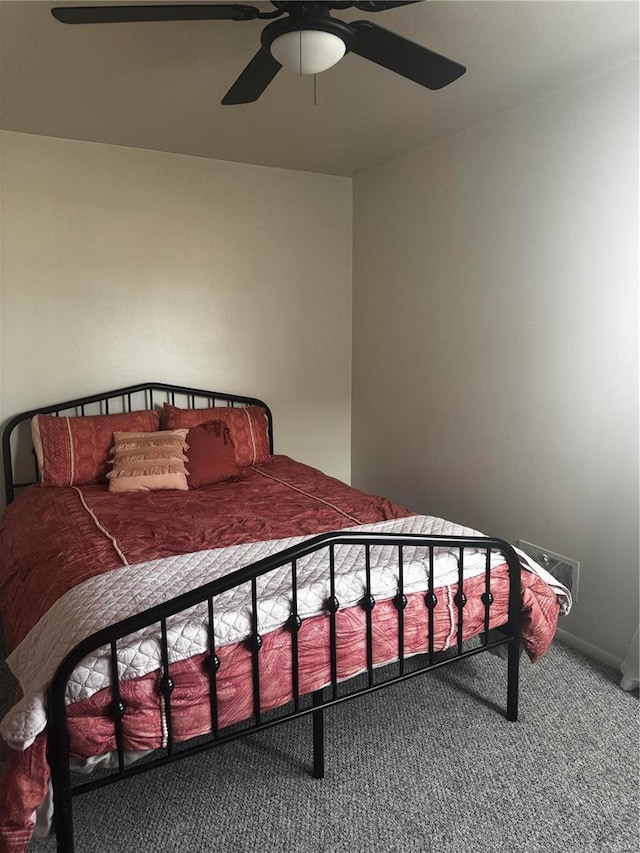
(270, 29, 346, 75)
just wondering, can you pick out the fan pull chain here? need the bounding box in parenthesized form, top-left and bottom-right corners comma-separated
(296, 26, 317, 105)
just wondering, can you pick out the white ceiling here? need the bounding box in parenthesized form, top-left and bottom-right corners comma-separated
(1, 0, 638, 176)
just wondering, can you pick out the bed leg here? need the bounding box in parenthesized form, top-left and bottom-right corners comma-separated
(506, 638, 520, 722)
(48, 701, 75, 852)
(312, 689, 325, 779)
(51, 777, 74, 852)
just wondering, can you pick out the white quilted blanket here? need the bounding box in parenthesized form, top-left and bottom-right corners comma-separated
(0, 515, 569, 752)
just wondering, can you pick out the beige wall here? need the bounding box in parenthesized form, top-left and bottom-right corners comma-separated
(352, 62, 639, 663)
(0, 131, 353, 483)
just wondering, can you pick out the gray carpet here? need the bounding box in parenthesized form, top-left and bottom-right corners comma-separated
(1, 638, 638, 853)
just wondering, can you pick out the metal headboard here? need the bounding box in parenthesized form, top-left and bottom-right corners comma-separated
(1, 382, 273, 505)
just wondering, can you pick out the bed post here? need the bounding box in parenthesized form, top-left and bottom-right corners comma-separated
(312, 688, 325, 779)
(507, 639, 520, 722)
(505, 544, 521, 722)
(48, 712, 75, 851)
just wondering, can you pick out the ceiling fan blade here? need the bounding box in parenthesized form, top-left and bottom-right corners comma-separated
(222, 48, 282, 105)
(353, 2, 423, 11)
(51, 4, 260, 25)
(351, 20, 465, 90)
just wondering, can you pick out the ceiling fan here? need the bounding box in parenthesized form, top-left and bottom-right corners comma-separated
(50, 1, 466, 105)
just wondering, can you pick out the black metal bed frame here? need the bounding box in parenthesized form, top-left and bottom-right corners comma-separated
(1, 383, 521, 853)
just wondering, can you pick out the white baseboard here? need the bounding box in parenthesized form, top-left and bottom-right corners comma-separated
(555, 627, 623, 671)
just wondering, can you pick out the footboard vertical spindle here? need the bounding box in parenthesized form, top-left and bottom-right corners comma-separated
(158, 618, 175, 757)
(289, 560, 301, 712)
(455, 547, 466, 656)
(426, 547, 435, 665)
(328, 545, 338, 700)
(109, 640, 126, 774)
(361, 544, 375, 688)
(206, 598, 220, 738)
(395, 546, 407, 677)
(482, 550, 493, 646)
(250, 578, 262, 726)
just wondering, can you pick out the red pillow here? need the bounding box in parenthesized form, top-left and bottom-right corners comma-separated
(186, 421, 241, 489)
(163, 403, 270, 467)
(33, 410, 161, 487)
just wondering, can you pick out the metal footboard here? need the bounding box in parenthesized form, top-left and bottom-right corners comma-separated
(47, 531, 521, 853)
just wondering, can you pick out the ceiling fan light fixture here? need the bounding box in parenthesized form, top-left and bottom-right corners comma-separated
(270, 29, 346, 75)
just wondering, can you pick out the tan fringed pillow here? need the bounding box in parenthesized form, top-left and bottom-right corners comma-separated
(107, 429, 189, 492)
